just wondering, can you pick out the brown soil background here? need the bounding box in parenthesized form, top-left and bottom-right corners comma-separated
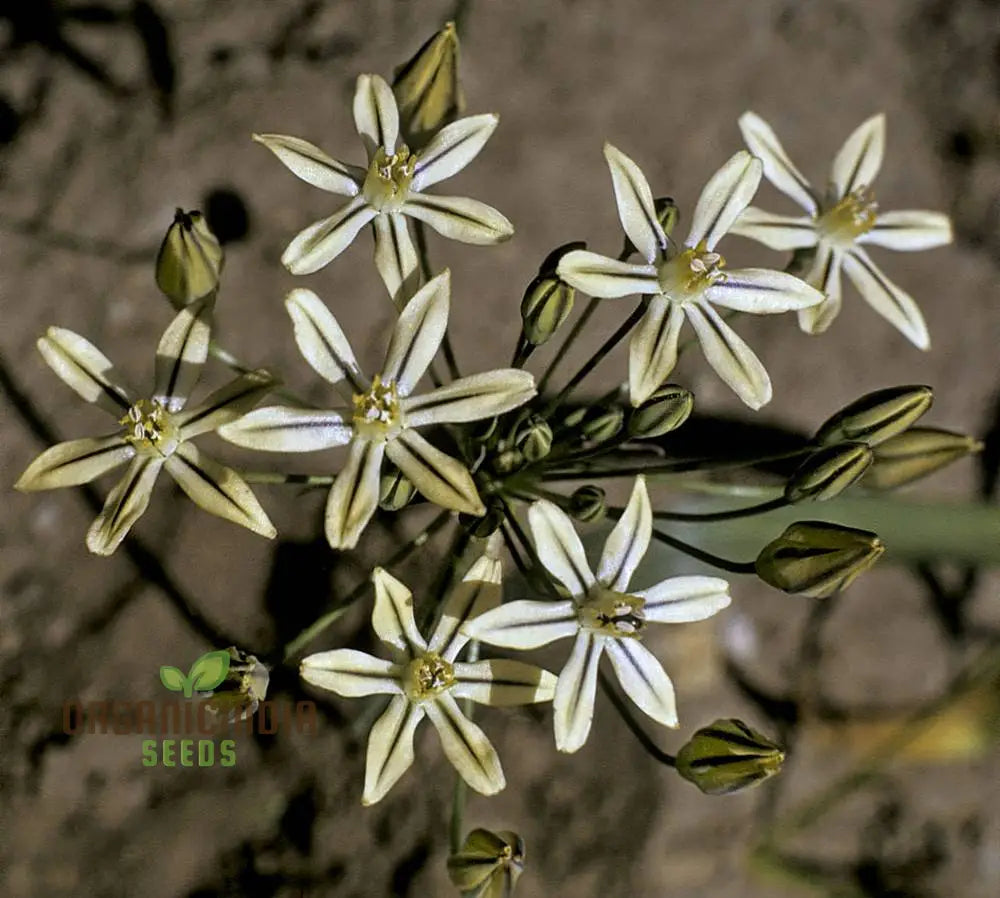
(2, 1, 1000, 896)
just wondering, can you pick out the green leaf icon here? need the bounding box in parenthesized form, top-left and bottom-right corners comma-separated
(159, 665, 186, 693)
(188, 650, 231, 694)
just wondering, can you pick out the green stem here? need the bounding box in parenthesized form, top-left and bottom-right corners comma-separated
(645, 496, 789, 523)
(414, 220, 461, 381)
(208, 340, 310, 407)
(650, 526, 757, 575)
(499, 497, 565, 601)
(239, 471, 335, 486)
(542, 446, 813, 480)
(599, 671, 676, 767)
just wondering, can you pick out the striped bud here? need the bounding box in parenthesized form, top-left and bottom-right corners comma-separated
(622, 196, 678, 257)
(392, 22, 463, 150)
(569, 485, 606, 522)
(627, 385, 693, 438)
(515, 416, 553, 463)
(814, 385, 932, 447)
(784, 441, 873, 503)
(447, 828, 525, 898)
(581, 407, 624, 443)
(155, 208, 224, 305)
(865, 428, 984, 490)
(379, 466, 416, 511)
(756, 521, 885, 598)
(520, 274, 575, 346)
(676, 719, 784, 795)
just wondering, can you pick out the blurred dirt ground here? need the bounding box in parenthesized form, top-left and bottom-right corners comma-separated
(2, 1, 1000, 896)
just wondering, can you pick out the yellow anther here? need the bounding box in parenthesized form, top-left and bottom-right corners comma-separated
(579, 586, 646, 638)
(362, 145, 416, 212)
(352, 375, 402, 441)
(657, 242, 727, 300)
(403, 652, 455, 701)
(819, 187, 878, 246)
(119, 399, 180, 457)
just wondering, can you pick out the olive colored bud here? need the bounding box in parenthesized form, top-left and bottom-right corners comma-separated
(756, 521, 885, 598)
(569, 485, 606, 522)
(155, 208, 224, 305)
(561, 406, 588, 430)
(379, 467, 416, 511)
(784, 441, 873, 503)
(515, 416, 553, 463)
(627, 385, 694, 438)
(622, 196, 678, 257)
(865, 428, 984, 490)
(460, 498, 505, 538)
(392, 21, 464, 149)
(815, 385, 933, 448)
(581, 407, 624, 443)
(520, 275, 575, 346)
(447, 828, 525, 898)
(203, 647, 269, 723)
(493, 448, 525, 475)
(676, 719, 784, 795)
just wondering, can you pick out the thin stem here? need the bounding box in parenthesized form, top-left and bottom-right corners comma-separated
(543, 446, 813, 480)
(208, 340, 310, 407)
(511, 334, 534, 369)
(599, 671, 676, 767)
(642, 496, 789, 523)
(650, 527, 757, 574)
(536, 295, 600, 396)
(240, 471, 335, 486)
(500, 522, 530, 578)
(414, 220, 461, 381)
(499, 496, 564, 601)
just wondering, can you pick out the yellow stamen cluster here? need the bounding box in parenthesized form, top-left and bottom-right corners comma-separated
(657, 242, 727, 301)
(362, 145, 416, 212)
(119, 399, 180, 456)
(579, 586, 646, 638)
(352, 375, 402, 441)
(819, 187, 878, 245)
(403, 652, 455, 701)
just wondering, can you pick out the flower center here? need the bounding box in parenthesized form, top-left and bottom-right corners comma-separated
(352, 374, 402, 441)
(119, 399, 180, 457)
(403, 652, 455, 701)
(819, 187, 878, 246)
(579, 586, 646, 638)
(362, 145, 416, 212)
(657, 242, 727, 301)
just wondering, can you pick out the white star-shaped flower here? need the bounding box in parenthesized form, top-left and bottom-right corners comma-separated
(255, 73, 513, 304)
(463, 476, 732, 753)
(301, 555, 557, 804)
(219, 271, 535, 549)
(557, 145, 823, 409)
(731, 112, 952, 348)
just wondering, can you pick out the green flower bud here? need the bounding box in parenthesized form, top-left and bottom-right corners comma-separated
(627, 385, 694, 438)
(392, 22, 464, 150)
(865, 428, 984, 490)
(202, 647, 269, 723)
(493, 448, 525, 475)
(447, 828, 525, 898)
(379, 466, 416, 511)
(520, 275, 575, 346)
(155, 208, 224, 305)
(784, 441, 873, 503)
(622, 196, 678, 257)
(569, 485, 606, 522)
(756, 521, 885, 598)
(814, 385, 933, 448)
(515, 415, 553, 463)
(560, 406, 588, 430)
(581, 407, 624, 443)
(676, 719, 784, 795)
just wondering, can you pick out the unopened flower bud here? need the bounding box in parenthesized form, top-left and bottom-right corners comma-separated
(521, 275, 575, 346)
(865, 428, 984, 490)
(493, 448, 525, 475)
(155, 208, 224, 305)
(815, 385, 933, 448)
(582, 407, 624, 443)
(379, 466, 416, 511)
(515, 416, 553, 463)
(447, 828, 525, 898)
(676, 719, 784, 795)
(392, 22, 463, 149)
(622, 196, 678, 257)
(784, 442, 873, 503)
(756, 521, 885, 598)
(203, 647, 269, 723)
(569, 485, 606, 522)
(628, 385, 694, 438)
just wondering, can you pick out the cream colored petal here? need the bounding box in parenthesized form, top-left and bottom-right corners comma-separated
(527, 500, 595, 597)
(85, 455, 163, 555)
(429, 554, 502, 661)
(842, 247, 929, 350)
(831, 113, 885, 199)
(153, 294, 212, 413)
(858, 210, 953, 252)
(604, 638, 677, 728)
(362, 695, 424, 805)
(634, 575, 731, 623)
(604, 143, 667, 263)
(412, 113, 499, 192)
(402, 194, 513, 244)
(217, 405, 352, 452)
(16, 435, 133, 491)
(372, 566, 427, 655)
(281, 196, 377, 276)
(354, 73, 400, 158)
(738, 112, 818, 214)
(165, 442, 275, 538)
(705, 267, 823, 314)
(300, 649, 403, 697)
(381, 270, 450, 395)
(462, 599, 579, 650)
(252, 133, 363, 196)
(38, 327, 133, 415)
(557, 249, 659, 298)
(425, 694, 505, 795)
(553, 631, 604, 753)
(685, 301, 772, 410)
(386, 429, 484, 515)
(452, 659, 557, 706)
(628, 296, 685, 406)
(372, 212, 420, 307)
(686, 151, 762, 251)
(598, 475, 651, 592)
(798, 244, 844, 335)
(285, 287, 366, 391)
(729, 206, 819, 250)
(402, 370, 535, 427)
(324, 438, 384, 549)
(175, 369, 276, 440)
